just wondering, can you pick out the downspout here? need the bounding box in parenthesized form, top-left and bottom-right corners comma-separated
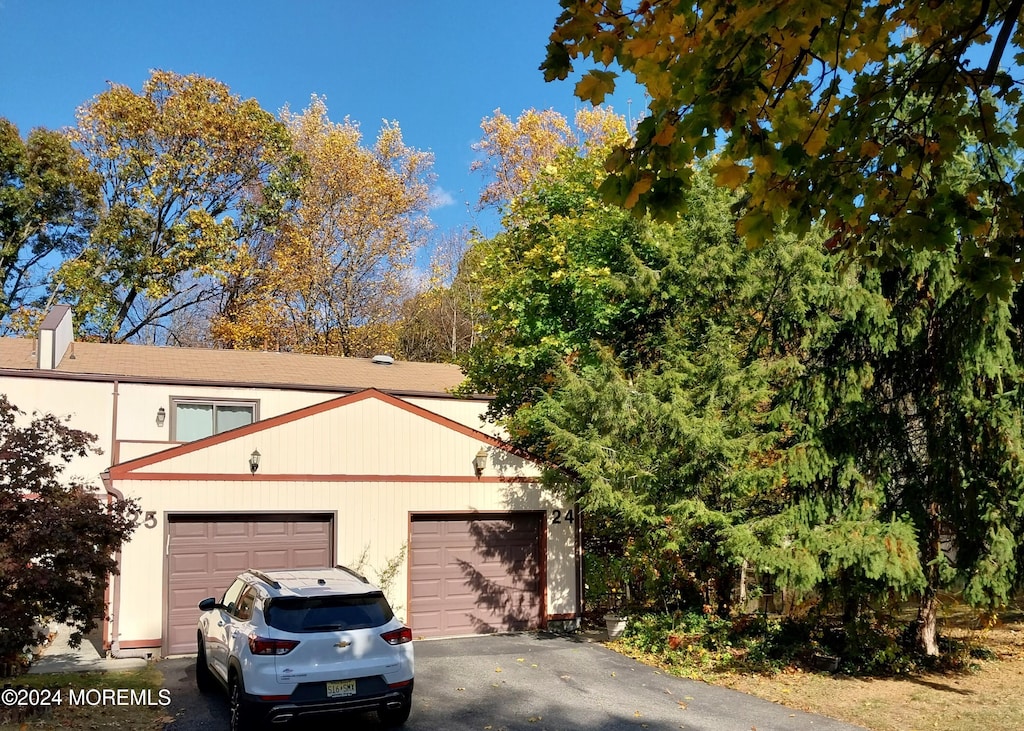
(100, 379, 119, 653)
(575, 502, 584, 627)
(102, 380, 149, 660)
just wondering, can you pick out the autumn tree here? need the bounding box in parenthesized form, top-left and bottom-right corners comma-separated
(543, 1, 1024, 293)
(212, 97, 433, 358)
(0, 119, 100, 332)
(0, 395, 137, 664)
(471, 107, 628, 211)
(55, 70, 297, 343)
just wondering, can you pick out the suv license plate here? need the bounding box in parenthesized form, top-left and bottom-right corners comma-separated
(326, 680, 356, 698)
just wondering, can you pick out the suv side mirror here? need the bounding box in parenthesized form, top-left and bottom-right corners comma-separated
(198, 597, 218, 611)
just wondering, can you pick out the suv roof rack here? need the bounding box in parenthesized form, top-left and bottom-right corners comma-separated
(245, 569, 281, 589)
(334, 564, 369, 583)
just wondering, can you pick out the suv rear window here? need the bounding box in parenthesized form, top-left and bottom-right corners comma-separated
(264, 592, 395, 633)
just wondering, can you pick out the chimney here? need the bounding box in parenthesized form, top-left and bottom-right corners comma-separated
(37, 305, 74, 370)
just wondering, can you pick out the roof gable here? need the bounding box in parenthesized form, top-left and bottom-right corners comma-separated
(107, 389, 539, 481)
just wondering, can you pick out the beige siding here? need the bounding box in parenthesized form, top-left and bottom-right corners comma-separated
(403, 397, 493, 433)
(131, 397, 540, 479)
(2, 374, 492, 480)
(0, 376, 114, 488)
(114, 478, 575, 646)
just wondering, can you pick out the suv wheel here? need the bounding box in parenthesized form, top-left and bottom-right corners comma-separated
(229, 673, 255, 731)
(378, 695, 412, 727)
(195, 634, 215, 693)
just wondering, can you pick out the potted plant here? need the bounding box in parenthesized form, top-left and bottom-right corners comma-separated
(603, 585, 628, 639)
(603, 610, 628, 639)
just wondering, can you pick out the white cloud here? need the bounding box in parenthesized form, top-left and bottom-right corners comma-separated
(429, 186, 456, 209)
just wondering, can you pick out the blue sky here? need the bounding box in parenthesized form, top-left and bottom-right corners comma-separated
(0, 0, 642, 248)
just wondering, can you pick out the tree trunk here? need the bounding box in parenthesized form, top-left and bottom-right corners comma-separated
(915, 587, 940, 656)
(915, 505, 942, 656)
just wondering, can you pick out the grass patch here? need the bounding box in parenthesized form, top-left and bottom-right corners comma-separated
(607, 605, 1024, 731)
(0, 666, 171, 730)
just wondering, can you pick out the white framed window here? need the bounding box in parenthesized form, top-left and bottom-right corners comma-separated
(171, 398, 257, 442)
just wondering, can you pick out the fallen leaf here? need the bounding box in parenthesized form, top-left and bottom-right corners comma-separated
(516, 658, 524, 662)
(495, 667, 502, 673)
(456, 687, 465, 691)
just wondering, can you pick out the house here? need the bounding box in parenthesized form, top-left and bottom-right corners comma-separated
(0, 306, 579, 657)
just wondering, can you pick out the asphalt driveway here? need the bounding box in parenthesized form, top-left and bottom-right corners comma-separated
(160, 632, 864, 731)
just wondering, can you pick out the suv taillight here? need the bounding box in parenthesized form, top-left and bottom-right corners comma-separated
(248, 634, 299, 655)
(380, 627, 412, 645)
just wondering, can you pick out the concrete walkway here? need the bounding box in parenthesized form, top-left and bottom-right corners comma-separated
(28, 624, 149, 674)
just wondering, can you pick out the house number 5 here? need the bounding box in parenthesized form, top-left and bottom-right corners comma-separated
(126, 506, 158, 529)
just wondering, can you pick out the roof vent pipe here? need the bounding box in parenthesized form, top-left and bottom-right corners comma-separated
(371, 355, 394, 365)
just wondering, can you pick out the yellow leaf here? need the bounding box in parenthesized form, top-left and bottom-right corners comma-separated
(652, 123, 676, 147)
(624, 174, 655, 209)
(859, 139, 881, 157)
(803, 125, 829, 156)
(847, 48, 871, 72)
(712, 160, 749, 189)
(624, 36, 659, 58)
(753, 155, 774, 176)
(575, 70, 618, 105)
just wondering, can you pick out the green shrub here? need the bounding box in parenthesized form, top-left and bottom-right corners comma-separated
(614, 610, 983, 679)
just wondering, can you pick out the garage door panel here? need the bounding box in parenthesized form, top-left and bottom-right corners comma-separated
(293, 547, 330, 565)
(253, 522, 288, 536)
(168, 553, 210, 574)
(411, 521, 442, 538)
(169, 586, 210, 611)
(294, 522, 328, 536)
(165, 515, 332, 655)
(410, 579, 441, 598)
(411, 547, 442, 566)
(409, 514, 542, 638)
(212, 551, 250, 573)
(252, 549, 289, 567)
(172, 522, 209, 539)
(213, 522, 248, 538)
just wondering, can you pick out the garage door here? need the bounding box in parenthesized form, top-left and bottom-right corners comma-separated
(409, 513, 543, 638)
(165, 514, 333, 655)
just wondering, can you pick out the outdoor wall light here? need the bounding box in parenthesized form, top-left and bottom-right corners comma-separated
(473, 447, 488, 477)
(249, 449, 261, 475)
(156, 407, 166, 427)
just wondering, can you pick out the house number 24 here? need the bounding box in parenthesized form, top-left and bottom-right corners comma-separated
(550, 509, 574, 525)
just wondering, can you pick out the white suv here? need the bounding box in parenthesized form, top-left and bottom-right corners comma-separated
(195, 567, 414, 730)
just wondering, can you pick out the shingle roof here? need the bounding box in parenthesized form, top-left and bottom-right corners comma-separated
(0, 337, 469, 396)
